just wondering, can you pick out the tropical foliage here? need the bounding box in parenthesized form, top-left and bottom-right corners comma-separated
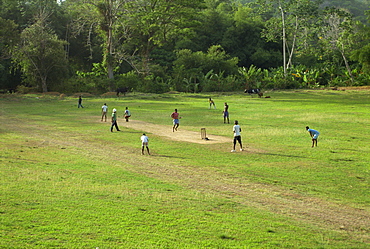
(1, 0, 370, 93)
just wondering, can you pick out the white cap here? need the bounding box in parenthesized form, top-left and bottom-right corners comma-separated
(113, 108, 116, 112)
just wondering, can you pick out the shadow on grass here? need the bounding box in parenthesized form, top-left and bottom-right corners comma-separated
(151, 154, 188, 159)
(261, 152, 308, 159)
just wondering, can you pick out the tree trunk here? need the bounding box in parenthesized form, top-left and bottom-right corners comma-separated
(142, 39, 151, 77)
(107, 25, 114, 80)
(41, 76, 48, 93)
(340, 47, 354, 85)
(279, 4, 287, 78)
(286, 16, 298, 69)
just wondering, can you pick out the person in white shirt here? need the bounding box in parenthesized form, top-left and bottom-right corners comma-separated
(124, 107, 131, 122)
(141, 133, 150, 155)
(101, 103, 108, 122)
(231, 120, 243, 152)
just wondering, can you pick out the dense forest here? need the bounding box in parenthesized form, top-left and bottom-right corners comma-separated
(1, 0, 370, 94)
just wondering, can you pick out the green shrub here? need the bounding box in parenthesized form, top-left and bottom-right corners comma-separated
(138, 76, 170, 93)
(16, 85, 37, 94)
(115, 71, 141, 91)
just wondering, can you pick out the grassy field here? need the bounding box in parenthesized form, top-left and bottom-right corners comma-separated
(0, 90, 369, 248)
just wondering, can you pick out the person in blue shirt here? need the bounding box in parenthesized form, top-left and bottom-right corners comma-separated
(306, 126, 319, 147)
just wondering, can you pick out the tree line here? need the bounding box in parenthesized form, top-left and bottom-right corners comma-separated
(1, 0, 370, 94)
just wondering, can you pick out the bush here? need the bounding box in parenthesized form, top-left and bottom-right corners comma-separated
(138, 76, 170, 93)
(329, 76, 350, 87)
(55, 77, 111, 94)
(115, 71, 141, 91)
(16, 85, 37, 94)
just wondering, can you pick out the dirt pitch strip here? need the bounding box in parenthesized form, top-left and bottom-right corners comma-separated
(118, 119, 231, 144)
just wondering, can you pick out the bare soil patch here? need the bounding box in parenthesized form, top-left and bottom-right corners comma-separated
(117, 118, 231, 144)
(337, 86, 370, 91)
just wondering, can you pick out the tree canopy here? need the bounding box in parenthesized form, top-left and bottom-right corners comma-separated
(1, 0, 370, 93)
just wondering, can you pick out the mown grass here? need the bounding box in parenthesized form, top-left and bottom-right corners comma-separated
(0, 90, 369, 248)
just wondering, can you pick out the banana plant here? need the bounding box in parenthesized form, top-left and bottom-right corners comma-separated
(238, 65, 263, 89)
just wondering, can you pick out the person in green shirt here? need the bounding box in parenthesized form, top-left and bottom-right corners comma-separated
(111, 108, 120, 132)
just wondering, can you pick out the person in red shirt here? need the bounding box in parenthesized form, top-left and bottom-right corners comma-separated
(170, 109, 181, 132)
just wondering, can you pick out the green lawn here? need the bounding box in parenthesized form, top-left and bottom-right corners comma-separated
(0, 90, 369, 248)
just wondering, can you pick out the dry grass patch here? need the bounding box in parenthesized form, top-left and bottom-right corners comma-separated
(100, 92, 117, 97)
(337, 86, 370, 91)
(72, 92, 94, 97)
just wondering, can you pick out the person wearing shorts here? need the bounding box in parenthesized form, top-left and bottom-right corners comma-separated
(141, 133, 150, 155)
(124, 107, 131, 122)
(101, 103, 108, 122)
(306, 126, 320, 147)
(231, 120, 243, 152)
(223, 102, 229, 124)
(171, 109, 181, 132)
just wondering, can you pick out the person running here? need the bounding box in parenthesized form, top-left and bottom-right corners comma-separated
(140, 133, 150, 155)
(306, 126, 320, 147)
(171, 109, 181, 132)
(231, 120, 243, 152)
(223, 102, 229, 124)
(101, 103, 108, 122)
(78, 96, 84, 108)
(209, 98, 216, 109)
(124, 107, 131, 122)
(111, 108, 120, 132)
